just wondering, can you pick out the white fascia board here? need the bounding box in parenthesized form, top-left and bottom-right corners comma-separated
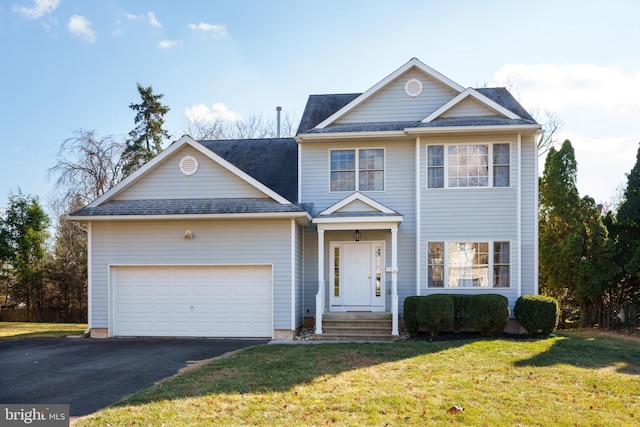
(67, 211, 312, 223)
(319, 192, 396, 215)
(313, 215, 404, 225)
(315, 58, 464, 129)
(89, 135, 292, 208)
(296, 130, 406, 142)
(405, 124, 542, 135)
(421, 88, 520, 123)
(316, 221, 402, 232)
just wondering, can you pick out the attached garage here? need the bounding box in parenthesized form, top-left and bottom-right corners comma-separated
(111, 265, 273, 338)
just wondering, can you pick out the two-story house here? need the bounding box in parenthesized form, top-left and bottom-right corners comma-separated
(70, 58, 540, 339)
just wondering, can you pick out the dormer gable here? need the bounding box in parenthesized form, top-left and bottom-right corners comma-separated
(421, 88, 520, 123)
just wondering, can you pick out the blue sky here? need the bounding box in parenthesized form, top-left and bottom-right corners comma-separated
(2, 0, 640, 211)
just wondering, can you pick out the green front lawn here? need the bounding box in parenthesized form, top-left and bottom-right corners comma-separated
(77, 331, 640, 426)
(0, 321, 87, 339)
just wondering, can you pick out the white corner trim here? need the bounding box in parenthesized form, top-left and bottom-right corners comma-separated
(517, 134, 522, 298)
(318, 192, 396, 215)
(315, 58, 464, 129)
(421, 88, 520, 123)
(290, 220, 296, 332)
(87, 222, 92, 330)
(415, 137, 421, 296)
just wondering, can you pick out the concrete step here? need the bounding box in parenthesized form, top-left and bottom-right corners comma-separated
(312, 333, 397, 342)
(322, 325, 392, 335)
(314, 312, 395, 341)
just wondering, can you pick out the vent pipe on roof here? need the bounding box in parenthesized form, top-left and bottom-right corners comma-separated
(276, 106, 282, 138)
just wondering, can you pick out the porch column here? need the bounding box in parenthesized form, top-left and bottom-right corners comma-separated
(391, 226, 399, 335)
(315, 228, 325, 334)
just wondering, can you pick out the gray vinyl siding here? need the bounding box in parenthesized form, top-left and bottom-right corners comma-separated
(441, 98, 498, 118)
(90, 219, 293, 331)
(419, 135, 530, 310)
(116, 146, 266, 200)
(519, 135, 538, 297)
(299, 140, 417, 314)
(337, 69, 458, 124)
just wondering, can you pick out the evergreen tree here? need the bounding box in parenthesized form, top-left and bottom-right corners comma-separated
(121, 83, 170, 176)
(539, 140, 617, 326)
(612, 143, 640, 302)
(0, 191, 50, 319)
(539, 141, 584, 300)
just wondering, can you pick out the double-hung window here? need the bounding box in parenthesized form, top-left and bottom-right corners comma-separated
(330, 149, 384, 192)
(427, 143, 510, 188)
(427, 241, 511, 288)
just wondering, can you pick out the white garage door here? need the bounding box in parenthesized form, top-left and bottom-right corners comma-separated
(112, 265, 272, 338)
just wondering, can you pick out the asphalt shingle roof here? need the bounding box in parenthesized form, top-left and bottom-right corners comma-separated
(200, 138, 298, 203)
(296, 87, 537, 135)
(69, 198, 307, 217)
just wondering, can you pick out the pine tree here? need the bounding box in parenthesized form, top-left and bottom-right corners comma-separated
(121, 83, 170, 176)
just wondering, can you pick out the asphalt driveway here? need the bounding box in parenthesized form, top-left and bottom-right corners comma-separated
(0, 337, 267, 416)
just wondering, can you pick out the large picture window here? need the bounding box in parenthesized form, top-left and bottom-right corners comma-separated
(427, 241, 510, 288)
(330, 149, 384, 192)
(427, 143, 510, 188)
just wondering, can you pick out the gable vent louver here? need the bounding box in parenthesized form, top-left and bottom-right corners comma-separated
(404, 78, 423, 97)
(179, 155, 199, 176)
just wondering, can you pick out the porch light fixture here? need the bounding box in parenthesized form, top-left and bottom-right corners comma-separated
(353, 230, 361, 242)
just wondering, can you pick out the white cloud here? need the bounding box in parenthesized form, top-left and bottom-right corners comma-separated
(493, 64, 640, 113)
(68, 15, 96, 43)
(185, 102, 243, 123)
(125, 13, 140, 21)
(148, 11, 161, 28)
(188, 22, 228, 39)
(157, 39, 182, 49)
(12, 0, 59, 19)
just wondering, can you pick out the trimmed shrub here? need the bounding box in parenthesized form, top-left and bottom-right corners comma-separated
(514, 295, 559, 337)
(450, 294, 474, 332)
(403, 296, 420, 335)
(416, 295, 454, 336)
(468, 294, 510, 336)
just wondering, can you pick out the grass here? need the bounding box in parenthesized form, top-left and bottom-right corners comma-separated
(0, 321, 87, 339)
(75, 331, 640, 426)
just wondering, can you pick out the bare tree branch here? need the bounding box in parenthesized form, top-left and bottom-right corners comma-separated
(47, 129, 125, 205)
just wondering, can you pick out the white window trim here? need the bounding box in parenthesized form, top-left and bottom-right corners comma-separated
(426, 142, 512, 190)
(426, 240, 512, 289)
(329, 147, 387, 193)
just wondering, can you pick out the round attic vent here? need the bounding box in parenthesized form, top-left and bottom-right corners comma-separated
(179, 155, 199, 176)
(404, 78, 423, 97)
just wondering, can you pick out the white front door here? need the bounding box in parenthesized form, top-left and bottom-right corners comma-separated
(343, 243, 372, 306)
(330, 241, 385, 311)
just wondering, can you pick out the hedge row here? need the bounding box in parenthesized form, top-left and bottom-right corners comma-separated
(404, 294, 559, 337)
(404, 294, 509, 337)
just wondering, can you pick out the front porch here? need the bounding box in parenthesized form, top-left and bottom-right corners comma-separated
(311, 193, 404, 338)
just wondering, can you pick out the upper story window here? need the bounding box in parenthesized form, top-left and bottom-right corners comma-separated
(427, 143, 510, 189)
(330, 149, 384, 192)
